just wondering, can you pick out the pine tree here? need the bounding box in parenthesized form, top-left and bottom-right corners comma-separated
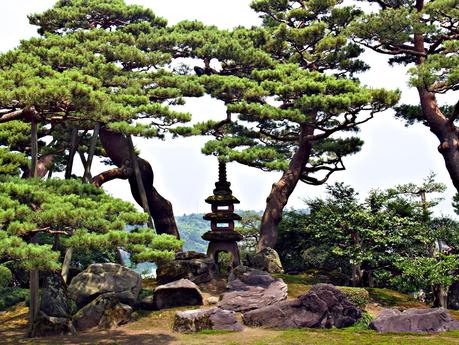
(351, 0, 459, 190)
(177, 0, 400, 249)
(0, 0, 206, 237)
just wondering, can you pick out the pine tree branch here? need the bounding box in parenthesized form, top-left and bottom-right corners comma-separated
(92, 166, 132, 187)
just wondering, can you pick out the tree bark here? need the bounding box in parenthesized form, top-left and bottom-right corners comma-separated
(257, 124, 314, 251)
(433, 284, 449, 308)
(99, 128, 180, 238)
(352, 264, 364, 287)
(61, 247, 73, 284)
(83, 123, 100, 183)
(412, 5, 459, 192)
(65, 128, 79, 179)
(28, 119, 40, 332)
(126, 135, 154, 229)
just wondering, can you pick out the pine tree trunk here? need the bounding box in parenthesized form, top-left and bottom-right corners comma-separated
(61, 248, 73, 284)
(99, 128, 180, 238)
(413, 22, 459, 192)
(65, 128, 79, 179)
(29, 120, 40, 332)
(126, 135, 154, 229)
(257, 124, 314, 251)
(83, 123, 100, 183)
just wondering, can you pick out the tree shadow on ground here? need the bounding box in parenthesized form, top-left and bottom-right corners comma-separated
(1, 328, 178, 345)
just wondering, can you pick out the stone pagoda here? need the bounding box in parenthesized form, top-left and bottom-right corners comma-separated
(202, 161, 242, 268)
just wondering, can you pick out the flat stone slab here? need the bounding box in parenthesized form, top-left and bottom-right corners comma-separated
(174, 307, 243, 333)
(153, 279, 203, 310)
(370, 308, 459, 333)
(218, 266, 288, 312)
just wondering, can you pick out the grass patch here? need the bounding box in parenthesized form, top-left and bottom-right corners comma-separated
(366, 288, 423, 308)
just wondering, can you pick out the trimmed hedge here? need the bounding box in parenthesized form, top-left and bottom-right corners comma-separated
(337, 287, 370, 309)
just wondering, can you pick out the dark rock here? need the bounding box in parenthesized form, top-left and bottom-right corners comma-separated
(175, 251, 207, 260)
(218, 266, 288, 312)
(242, 283, 361, 329)
(73, 294, 132, 331)
(40, 272, 72, 318)
(156, 257, 216, 285)
(68, 263, 141, 308)
(31, 311, 76, 337)
(246, 247, 284, 274)
(174, 307, 243, 333)
(138, 295, 156, 311)
(153, 279, 203, 310)
(370, 308, 459, 333)
(448, 281, 459, 310)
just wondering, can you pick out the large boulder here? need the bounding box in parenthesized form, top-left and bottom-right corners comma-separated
(156, 255, 216, 285)
(242, 284, 361, 329)
(68, 263, 141, 308)
(72, 294, 133, 331)
(218, 266, 288, 312)
(370, 308, 459, 333)
(246, 248, 284, 274)
(174, 307, 243, 333)
(153, 279, 203, 310)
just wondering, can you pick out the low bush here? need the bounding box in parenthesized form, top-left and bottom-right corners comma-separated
(0, 287, 28, 310)
(0, 266, 12, 288)
(337, 287, 370, 309)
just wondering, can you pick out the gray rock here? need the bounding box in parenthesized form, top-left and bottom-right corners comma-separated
(73, 294, 132, 331)
(68, 263, 141, 308)
(370, 308, 459, 333)
(153, 279, 203, 310)
(156, 257, 216, 285)
(207, 296, 219, 305)
(174, 307, 243, 333)
(247, 247, 284, 274)
(218, 266, 288, 312)
(242, 284, 361, 329)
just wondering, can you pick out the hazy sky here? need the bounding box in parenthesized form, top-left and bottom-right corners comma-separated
(0, 0, 458, 218)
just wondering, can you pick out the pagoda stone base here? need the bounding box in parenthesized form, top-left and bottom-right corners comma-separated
(207, 241, 240, 268)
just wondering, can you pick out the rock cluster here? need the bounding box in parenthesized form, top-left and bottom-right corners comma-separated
(242, 284, 361, 329)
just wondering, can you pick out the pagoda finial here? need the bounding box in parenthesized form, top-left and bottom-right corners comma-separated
(218, 160, 227, 183)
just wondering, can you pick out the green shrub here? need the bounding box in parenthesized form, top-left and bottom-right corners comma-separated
(0, 287, 28, 310)
(337, 287, 370, 309)
(0, 266, 12, 288)
(348, 312, 373, 330)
